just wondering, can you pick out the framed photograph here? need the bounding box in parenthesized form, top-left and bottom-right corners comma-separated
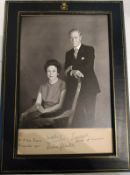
(1, 0, 129, 173)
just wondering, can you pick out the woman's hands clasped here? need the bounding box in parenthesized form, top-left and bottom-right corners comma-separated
(36, 104, 45, 113)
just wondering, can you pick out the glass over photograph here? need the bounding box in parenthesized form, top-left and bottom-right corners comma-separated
(17, 14, 113, 155)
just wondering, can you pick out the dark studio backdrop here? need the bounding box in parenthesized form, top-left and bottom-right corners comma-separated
(20, 14, 111, 127)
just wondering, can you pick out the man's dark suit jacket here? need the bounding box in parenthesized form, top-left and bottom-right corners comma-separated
(64, 44, 100, 127)
(65, 44, 100, 95)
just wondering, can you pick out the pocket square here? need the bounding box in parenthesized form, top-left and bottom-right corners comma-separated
(81, 57, 85, 60)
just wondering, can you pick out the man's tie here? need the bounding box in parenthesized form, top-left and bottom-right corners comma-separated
(74, 49, 78, 59)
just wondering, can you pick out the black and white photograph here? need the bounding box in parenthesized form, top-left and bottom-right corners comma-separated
(17, 14, 113, 155)
(19, 14, 112, 129)
(1, 1, 129, 172)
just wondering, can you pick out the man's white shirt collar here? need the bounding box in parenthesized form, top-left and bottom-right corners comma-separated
(74, 44, 81, 51)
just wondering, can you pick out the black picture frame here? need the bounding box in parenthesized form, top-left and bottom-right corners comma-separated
(0, 0, 130, 173)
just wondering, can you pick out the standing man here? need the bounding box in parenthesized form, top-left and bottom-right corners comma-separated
(64, 29, 100, 127)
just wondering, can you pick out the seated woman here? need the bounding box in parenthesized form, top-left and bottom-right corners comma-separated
(19, 59, 66, 128)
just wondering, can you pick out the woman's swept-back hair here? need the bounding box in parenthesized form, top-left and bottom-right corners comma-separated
(44, 59, 61, 73)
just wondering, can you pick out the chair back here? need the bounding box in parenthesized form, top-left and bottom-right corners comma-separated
(67, 78, 82, 126)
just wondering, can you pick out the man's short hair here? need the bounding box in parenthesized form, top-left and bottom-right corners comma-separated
(69, 29, 82, 36)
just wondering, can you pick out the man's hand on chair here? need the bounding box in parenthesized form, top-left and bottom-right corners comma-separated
(70, 70, 84, 79)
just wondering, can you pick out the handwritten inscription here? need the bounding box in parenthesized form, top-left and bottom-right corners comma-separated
(18, 129, 109, 154)
(45, 132, 104, 151)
